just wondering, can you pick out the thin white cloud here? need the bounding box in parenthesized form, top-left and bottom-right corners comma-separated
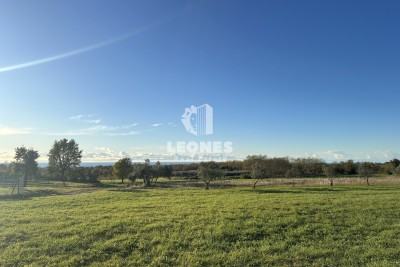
(69, 115, 83, 121)
(121, 123, 138, 129)
(0, 125, 31, 135)
(69, 114, 101, 124)
(152, 122, 178, 127)
(105, 131, 139, 136)
(46, 121, 139, 136)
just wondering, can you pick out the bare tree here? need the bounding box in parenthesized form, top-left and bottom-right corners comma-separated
(245, 155, 290, 188)
(323, 163, 337, 186)
(357, 162, 376, 185)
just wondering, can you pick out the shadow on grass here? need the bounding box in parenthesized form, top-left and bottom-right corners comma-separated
(251, 188, 304, 194)
(92, 182, 124, 189)
(107, 187, 149, 193)
(301, 187, 345, 193)
(250, 185, 399, 195)
(247, 186, 346, 194)
(0, 189, 62, 201)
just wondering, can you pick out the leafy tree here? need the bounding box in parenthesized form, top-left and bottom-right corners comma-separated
(357, 162, 376, 186)
(197, 161, 223, 190)
(343, 160, 357, 175)
(390, 158, 400, 168)
(393, 165, 400, 176)
(48, 139, 82, 186)
(154, 161, 173, 180)
(382, 158, 400, 175)
(112, 157, 133, 183)
(161, 165, 173, 179)
(290, 157, 324, 177)
(14, 146, 40, 186)
(285, 166, 302, 178)
(132, 159, 157, 187)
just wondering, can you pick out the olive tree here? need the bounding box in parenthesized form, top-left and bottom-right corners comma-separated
(197, 161, 223, 190)
(244, 155, 290, 188)
(357, 162, 376, 186)
(323, 163, 338, 186)
(112, 157, 133, 183)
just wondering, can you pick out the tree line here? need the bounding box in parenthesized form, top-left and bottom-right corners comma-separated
(1, 139, 400, 190)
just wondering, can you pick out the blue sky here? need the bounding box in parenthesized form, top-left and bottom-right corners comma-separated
(1, 0, 400, 163)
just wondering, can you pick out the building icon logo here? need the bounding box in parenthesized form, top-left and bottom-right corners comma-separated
(181, 104, 213, 136)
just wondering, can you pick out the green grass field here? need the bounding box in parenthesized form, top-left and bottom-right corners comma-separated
(1, 181, 400, 266)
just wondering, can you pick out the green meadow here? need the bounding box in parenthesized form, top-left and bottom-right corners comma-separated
(1, 181, 400, 266)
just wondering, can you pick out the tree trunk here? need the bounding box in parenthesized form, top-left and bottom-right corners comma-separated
(366, 177, 370, 186)
(253, 179, 260, 188)
(330, 179, 333, 186)
(205, 182, 209, 190)
(23, 175, 27, 187)
(61, 172, 66, 186)
(143, 178, 151, 187)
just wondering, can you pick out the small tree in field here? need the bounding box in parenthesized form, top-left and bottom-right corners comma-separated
(358, 162, 376, 185)
(112, 157, 133, 184)
(244, 155, 268, 188)
(48, 139, 82, 186)
(197, 161, 223, 190)
(131, 159, 157, 187)
(244, 155, 290, 188)
(323, 163, 338, 186)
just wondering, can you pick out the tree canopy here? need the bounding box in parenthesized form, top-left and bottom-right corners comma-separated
(197, 161, 223, 190)
(14, 146, 40, 186)
(48, 139, 82, 185)
(112, 157, 133, 184)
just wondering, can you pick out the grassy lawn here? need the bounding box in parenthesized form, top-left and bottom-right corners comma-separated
(0, 182, 400, 266)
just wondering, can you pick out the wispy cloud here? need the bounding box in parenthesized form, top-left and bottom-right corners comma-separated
(121, 123, 138, 129)
(151, 122, 177, 128)
(105, 131, 139, 136)
(69, 114, 101, 124)
(0, 125, 31, 135)
(46, 120, 139, 136)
